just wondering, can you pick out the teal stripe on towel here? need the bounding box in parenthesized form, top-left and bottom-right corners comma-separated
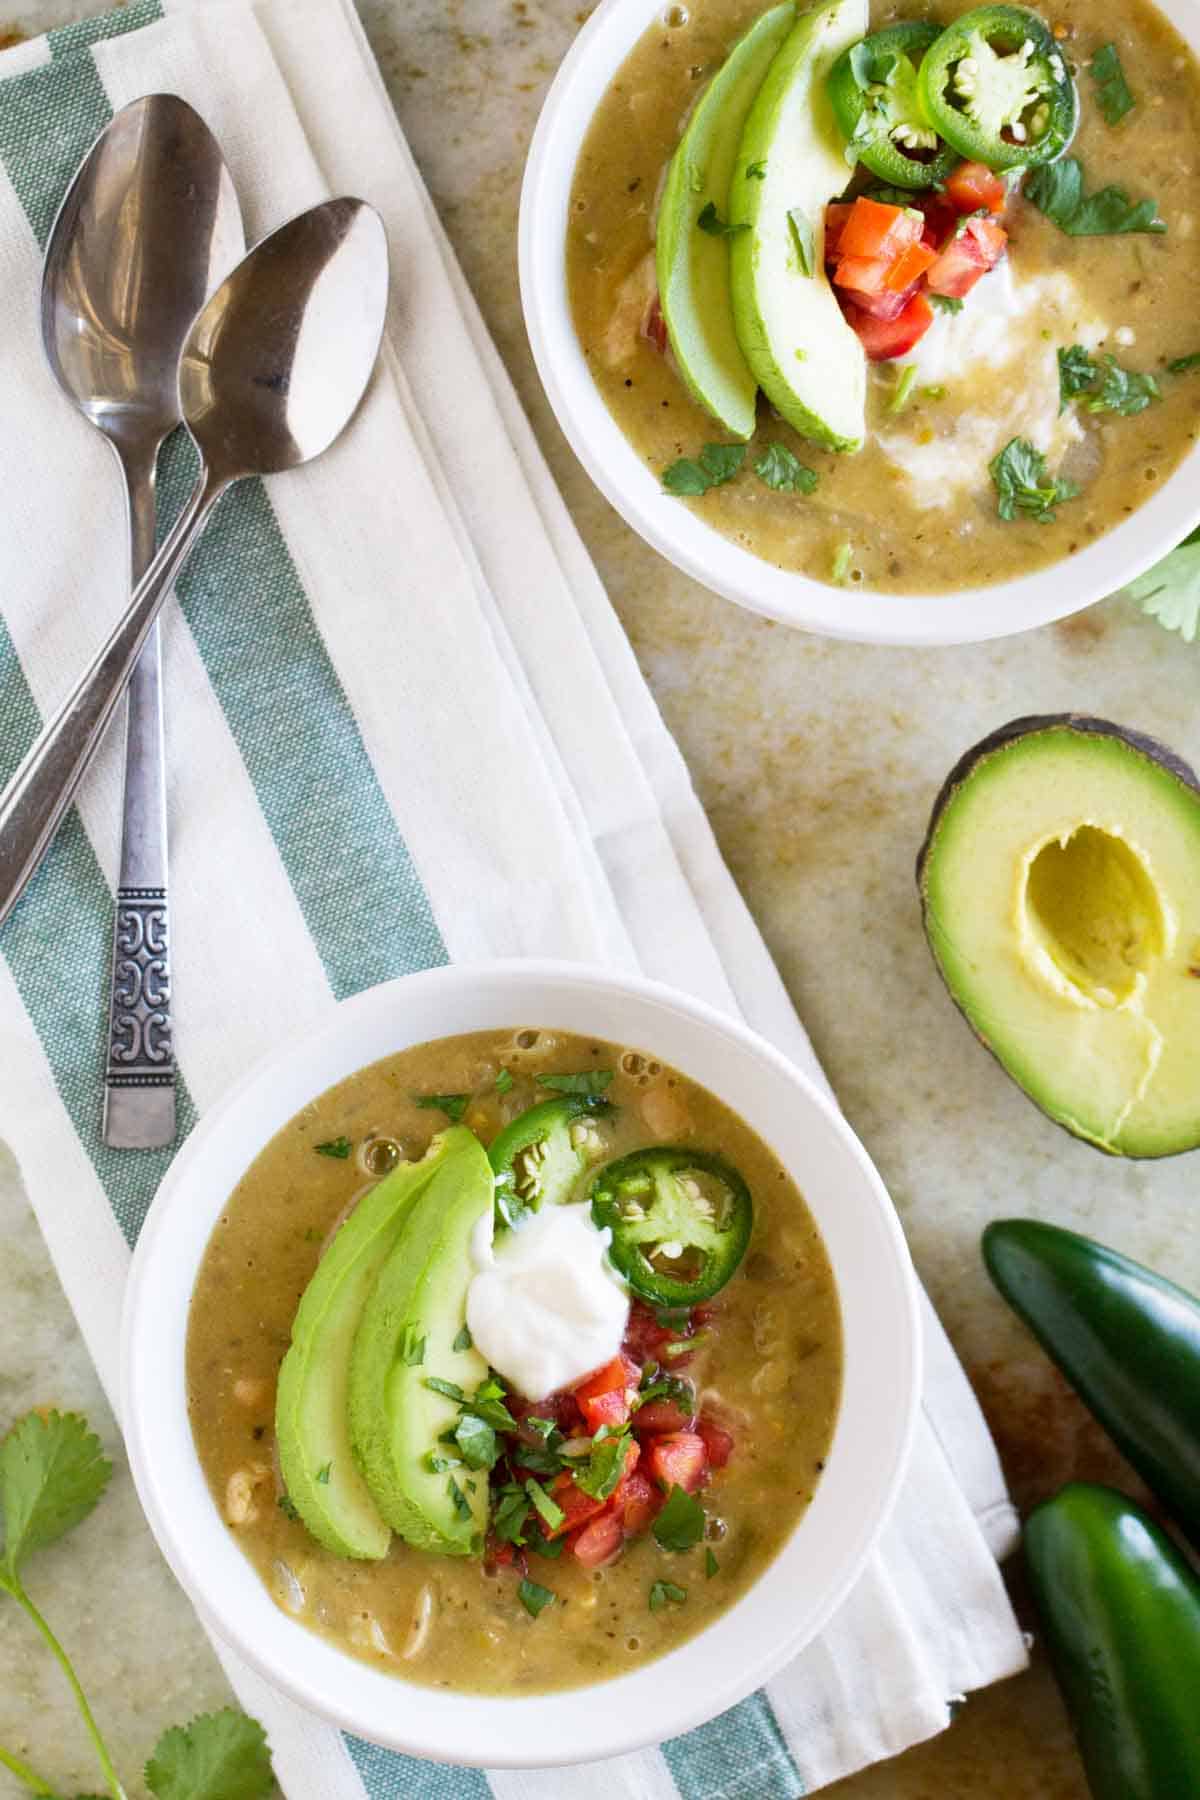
(346, 1737, 492, 1799)
(663, 1693, 805, 1800)
(48, 0, 164, 58)
(0, 616, 197, 1244)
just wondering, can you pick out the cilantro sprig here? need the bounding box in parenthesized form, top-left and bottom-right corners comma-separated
(1057, 344, 1160, 416)
(664, 441, 819, 500)
(0, 1409, 275, 1800)
(1128, 530, 1200, 641)
(1089, 43, 1135, 127)
(1023, 158, 1165, 236)
(989, 438, 1079, 525)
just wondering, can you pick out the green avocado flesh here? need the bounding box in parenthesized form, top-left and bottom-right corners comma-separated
(656, 1, 795, 438)
(275, 1133, 461, 1559)
(729, 0, 868, 452)
(919, 719, 1200, 1158)
(349, 1127, 493, 1554)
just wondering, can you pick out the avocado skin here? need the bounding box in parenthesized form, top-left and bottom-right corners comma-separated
(916, 714, 1200, 1160)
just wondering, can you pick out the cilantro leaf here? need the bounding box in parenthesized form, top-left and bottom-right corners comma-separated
(413, 1093, 469, 1122)
(1084, 354, 1161, 416)
(447, 1475, 473, 1520)
(754, 444, 818, 493)
(400, 1324, 425, 1367)
(649, 1579, 688, 1611)
(1168, 352, 1200, 374)
(1058, 343, 1097, 409)
(696, 201, 748, 237)
(989, 438, 1079, 524)
(424, 1377, 465, 1402)
(494, 1069, 514, 1095)
(144, 1708, 273, 1800)
(492, 1483, 532, 1545)
(527, 1525, 565, 1559)
(662, 457, 711, 496)
(277, 1494, 300, 1521)
(452, 1323, 473, 1353)
(1128, 540, 1200, 641)
(705, 1548, 720, 1577)
(314, 1136, 351, 1159)
(1023, 158, 1165, 236)
(571, 1430, 631, 1502)
(746, 159, 767, 179)
(928, 294, 963, 314)
(518, 1577, 557, 1618)
(315, 1463, 331, 1485)
(525, 1477, 566, 1532)
(0, 1411, 110, 1583)
(698, 443, 746, 486)
(661, 444, 745, 497)
(537, 1070, 615, 1098)
(1090, 43, 1135, 126)
(652, 1484, 706, 1552)
(453, 1413, 499, 1471)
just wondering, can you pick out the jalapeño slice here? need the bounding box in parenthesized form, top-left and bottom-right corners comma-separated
(918, 5, 1078, 171)
(590, 1147, 752, 1306)
(489, 1096, 608, 1227)
(828, 23, 959, 190)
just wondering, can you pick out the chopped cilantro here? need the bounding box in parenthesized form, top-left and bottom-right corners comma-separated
(400, 1324, 426, 1367)
(492, 1484, 532, 1545)
(787, 207, 815, 277)
(424, 1377, 466, 1402)
(425, 1452, 462, 1473)
(928, 294, 963, 314)
(314, 1136, 351, 1159)
(454, 1413, 499, 1471)
(1058, 343, 1098, 409)
(466, 1378, 518, 1433)
(447, 1475, 472, 1521)
(696, 200, 748, 237)
(649, 1579, 688, 1611)
(1085, 354, 1161, 416)
(572, 1430, 631, 1502)
(1168, 352, 1200, 374)
(413, 1092, 469, 1122)
(662, 458, 710, 496)
(1128, 536, 1200, 641)
(528, 1525, 565, 1559)
(653, 1483, 707, 1552)
(746, 159, 767, 179)
(494, 1068, 514, 1095)
(277, 1493, 300, 1521)
(662, 442, 747, 497)
(525, 1477, 566, 1533)
(144, 1708, 273, 1800)
(452, 1323, 473, 1353)
(705, 1548, 720, 1578)
(754, 443, 818, 493)
(1090, 43, 1135, 126)
(888, 365, 918, 416)
(989, 438, 1079, 524)
(537, 1069, 616, 1098)
(1023, 158, 1165, 236)
(315, 1463, 331, 1486)
(518, 1577, 558, 1618)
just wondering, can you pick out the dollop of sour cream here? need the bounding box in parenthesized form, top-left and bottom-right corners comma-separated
(466, 1203, 630, 1400)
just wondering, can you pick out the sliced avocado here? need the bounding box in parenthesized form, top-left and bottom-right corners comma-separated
(656, 2, 796, 439)
(918, 715, 1200, 1158)
(349, 1127, 493, 1555)
(729, 0, 868, 452)
(275, 1133, 461, 1559)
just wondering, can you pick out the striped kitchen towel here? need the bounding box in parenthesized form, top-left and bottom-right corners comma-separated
(0, 0, 1027, 1793)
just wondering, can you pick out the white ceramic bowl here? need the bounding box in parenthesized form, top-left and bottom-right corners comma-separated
(122, 960, 920, 1767)
(519, 0, 1200, 645)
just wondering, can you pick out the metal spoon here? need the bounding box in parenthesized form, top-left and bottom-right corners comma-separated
(0, 198, 389, 972)
(40, 94, 244, 1149)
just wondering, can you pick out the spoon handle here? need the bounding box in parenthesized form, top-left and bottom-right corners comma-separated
(102, 454, 174, 1149)
(0, 466, 226, 937)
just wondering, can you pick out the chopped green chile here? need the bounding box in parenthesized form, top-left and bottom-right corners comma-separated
(488, 1094, 608, 1226)
(828, 22, 959, 188)
(917, 5, 1078, 171)
(590, 1146, 753, 1305)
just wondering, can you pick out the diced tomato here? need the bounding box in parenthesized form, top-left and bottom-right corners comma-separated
(696, 1413, 734, 1470)
(926, 216, 1006, 298)
(548, 1472, 607, 1538)
(634, 1398, 696, 1436)
(616, 1469, 662, 1536)
(623, 1299, 677, 1364)
(510, 1391, 584, 1437)
(841, 290, 934, 361)
(833, 254, 890, 296)
(917, 193, 960, 251)
(641, 293, 668, 354)
(646, 1430, 708, 1495)
(839, 281, 912, 322)
(945, 161, 1007, 217)
(837, 196, 923, 262)
(568, 1508, 625, 1569)
(824, 201, 853, 259)
(883, 240, 936, 293)
(574, 1354, 640, 1432)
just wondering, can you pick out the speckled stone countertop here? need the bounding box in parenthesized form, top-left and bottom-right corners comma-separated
(3, 1, 1199, 1795)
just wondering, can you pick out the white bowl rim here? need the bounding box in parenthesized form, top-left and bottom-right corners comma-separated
(121, 958, 922, 1768)
(518, 0, 1200, 647)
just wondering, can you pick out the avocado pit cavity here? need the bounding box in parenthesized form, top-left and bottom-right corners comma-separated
(1018, 823, 1172, 1010)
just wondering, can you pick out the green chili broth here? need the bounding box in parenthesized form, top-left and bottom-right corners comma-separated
(566, 0, 1200, 594)
(186, 1028, 843, 1695)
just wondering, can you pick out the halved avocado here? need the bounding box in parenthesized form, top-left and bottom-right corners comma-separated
(348, 1127, 493, 1555)
(656, 1, 796, 438)
(275, 1133, 462, 1559)
(918, 715, 1200, 1158)
(729, 0, 868, 451)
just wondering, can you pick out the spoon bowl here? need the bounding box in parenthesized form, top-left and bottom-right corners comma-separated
(180, 197, 389, 480)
